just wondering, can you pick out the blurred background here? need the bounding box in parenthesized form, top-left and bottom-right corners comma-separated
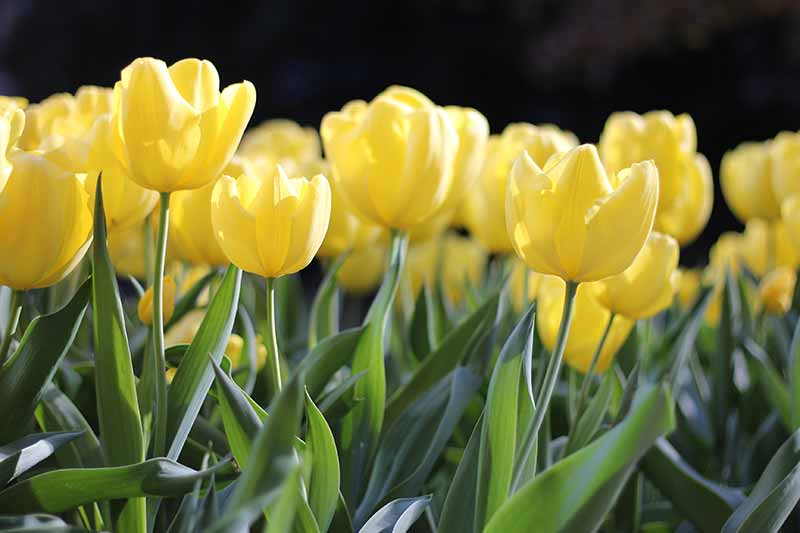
(1, 0, 800, 264)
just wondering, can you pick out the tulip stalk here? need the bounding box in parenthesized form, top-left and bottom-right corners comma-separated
(0, 289, 22, 366)
(572, 313, 616, 428)
(152, 192, 170, 458)
(264, 277, 282, 395)
(511, 280, 578, 493)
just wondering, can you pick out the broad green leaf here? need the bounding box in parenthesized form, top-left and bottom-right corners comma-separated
(296, 326, 367, 399)
(309, 253, 347, 349)
(475, 306, 535, 528)
(386, 292, 499, 426)
(35, 385, 104, 469)
(0, 431, 83, 486)
(0, 458, 232, 513)
(318, 370, 365, 420)
(484, 384, 675, 533)
(0, 514, 88, 532)
(741, 338, 792, 430)
(438, 415, 483, 533)
(565, 370, 615, 455)
(408, 286, 432, 358)
(641, 438, 742, 532)
(358, 495, 430, 533)
(212, 357, 260, 468)
(167, 264, 242, 460)
(305, 393, 340, 532)
(722, 430, 800, 532)
(341, 232, 408, 506)
(265, 465, 303, 533)
(0, 280, 90, 440)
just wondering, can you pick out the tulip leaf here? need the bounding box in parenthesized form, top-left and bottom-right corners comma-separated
(318, 370, 366, 420)
(0, 457, 233, 514)
(309, 253, 347, 349)
(474, 306, 535, 528)
(166, 264, 242, 460)
(741, 337, 793, 431)
(0, 514, 87, 532)
(712, 269, 739, 446)
(641, 438, 742, 532)
(722, 430, 800, 532)
(211, 357, 261, 468)
(340, 231, 408, 506)
(386, 291, 499, 426)
(483, 384, 675, 533)
(358, 495, 431, 533)
(305, 392, 340, 532)
(438, 414, 483, 533)
(296, 326, 368, 399)
(565, 369, 615, 455)
(0, 431, 83, 487)
(166, 270, 218, 330)
(0, 280, 90, 441)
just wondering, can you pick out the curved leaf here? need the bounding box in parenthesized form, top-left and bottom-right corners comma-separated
(305, 392, 340, 532)
(0, 431, 83, 486)
(309, 253, 347, 349)
(358, 495, 430, 533)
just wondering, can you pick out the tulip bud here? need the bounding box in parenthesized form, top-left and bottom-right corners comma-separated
(239, 119, 321, 176)
(117, 57, 256, 192)
(656, 153, 713, 245)
(591, 232, 679, 320)
(0, 152, 92, 289)
(321, 86, 458, 229)
(783, 195, 800, 253)
(211, 164, 331, 278)
(759, 267, 796, 315)
(463, 123, 578, 252)
(537, 276, 634, 374)
(738, 219, 799, 277)
(506, 144, 659, 282)
(770, 131, 800, 201)
(137, 276, 176, 325)
(721, 141, 781, 222)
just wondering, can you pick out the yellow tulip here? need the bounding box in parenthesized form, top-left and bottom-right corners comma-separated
(704, 232, 745, 326)
(0, 96, 27, 109)
(0, 151, 92, 289)
(137, 276, 176, 325)
(438, 106, 489, 212)
(674, 268, 702, 309)
(770, 131, 800, 201)
(721, 141, 781, 222)
(211, 164, 331, 278)
(315, 159, 381, 258)
(463, 123, 578, 252)
(116, 57, 256, 192)
(320, 85, 458, 229)
(0, 101, 25, 193)
(506, 144, 659, 282)
(591, 232, 679, 319)
(398, 238, 441, 311)
(738, 219, 799, 277)
(337, 245, 387, 295)
(440, 233, 487, 305)
(537, 276, 634, 374)
(758, 267, 796, 315)
(655, 153, 713, 245)
(108, 223, 148, 278)
(407, 208, 453, 243)
(164, 308, 260, 367)
(508, 258, 543, 312)
(239, 119, 321, 176)
(782, 195, 800, 252)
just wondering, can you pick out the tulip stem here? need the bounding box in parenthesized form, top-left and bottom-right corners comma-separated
(265, 277, 282, 395)
(0, 290, 22, 366)
(511, 280, 578, 494)
(572, 313, 615, 429)
(152, 192, 170, 458)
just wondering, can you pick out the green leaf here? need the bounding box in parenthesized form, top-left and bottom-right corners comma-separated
(789, 316, 800, 428)
(166, 270, 217, 330)
(0, 514, 88, 532)
(340, 231, 408, 506)
(0, 431, 83, 486)
(484, 384, 675, 533)
(318, 370, 366, 420)
(265, 464, 303, 533)
(0, 280, 90, 440)
(358, 495, 430, 533)
(309, 253, 347, 349)
(722, 430, 800, 532)
(166, 264, 242, 460)
(296, 326, 367, 399)
(741, 338, 792, 430)
(35, 384, 104, 469)
(305, 392, 340, 532)
(386, 292, 498, 426)
(641, 438, 742, 532)
(565, 370, 615, 455)
(438, 414, 483, 533)
(0, 458, 232, 514)
(211, 357, 261, 468)
(475, 306, 535, 528)
(712, 270, 739, 444)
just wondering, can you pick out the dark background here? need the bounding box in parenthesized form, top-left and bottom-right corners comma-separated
(2, 0, 800, 265)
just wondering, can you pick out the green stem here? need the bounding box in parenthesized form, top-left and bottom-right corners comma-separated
(152, 193, 170, 458)
(572, 313, 615, 428)
(0, 289, 22, 366)
(511, 280, 579, 493)
(264, 277, 282, 395)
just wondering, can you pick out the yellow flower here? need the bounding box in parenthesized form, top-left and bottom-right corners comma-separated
(239, 119, 321, 176)
(0, 151, 92, 289)
(396, 238, 441, 312)
(537, 276, 634, 374)
(108, 223, 148, 278)
(704, 232, 744, 326)
(462, 123, 578, 252)
(407, 209, 453, 243)
(315, 159, 381, 258)
(164, 308, 259, 368)
(758, 267, 796, 315)
(738, 219, 799, 277)
(655, 153, 713, 245)
(0, 101, 25, 193)
(116, 57, 256, 192)
(674, 268, 702, 310)
(770, 131, 800, 201)
(591, 232, 679, 320)
(783, 195, 800, 253)
(721, 141, 781, 222)
(211, 164, 331, 278)
(0, 96, 27, 109)
(321, 85, 458, 229)
(337, 245, 387, 295)
(506, 144, 659, 282)
(137, 276, 176, 325)
(440, 233, 487, 305)
(508, 257, 543, 312)
(438, 106, 489, 213)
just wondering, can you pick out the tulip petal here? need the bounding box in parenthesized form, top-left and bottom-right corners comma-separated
(211, 174, 263, 275)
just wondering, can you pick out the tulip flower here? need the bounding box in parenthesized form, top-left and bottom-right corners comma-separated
(440, 233, 487, 306)
(655, 153, 714, 245)
(674, 268, 702, 310)
(438, 106, 489, 213)
(721, 141, 781, 222)
(212, 164, 331, 392)
(703, 232, 744, 326)
(758, 267, 796, 315)
(784, 196, 800, 253)
(397, 238, 441, 314)
(592, 232, 679, 320)
(320, 85, 458, 230)
(0, 101, 25, 193)
(770, 131, 800, 201)
(738, 219, 798, 277)
(337, 245, 387, 295)
(108, 223, 148, 279)
(463, 123, 578, 252)
(137, 276, 176, 325)
(239, 119, 321, 176)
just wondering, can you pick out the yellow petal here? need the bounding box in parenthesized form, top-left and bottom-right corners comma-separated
(137, 276, 177, 325)
(211, 174, 263, 275)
